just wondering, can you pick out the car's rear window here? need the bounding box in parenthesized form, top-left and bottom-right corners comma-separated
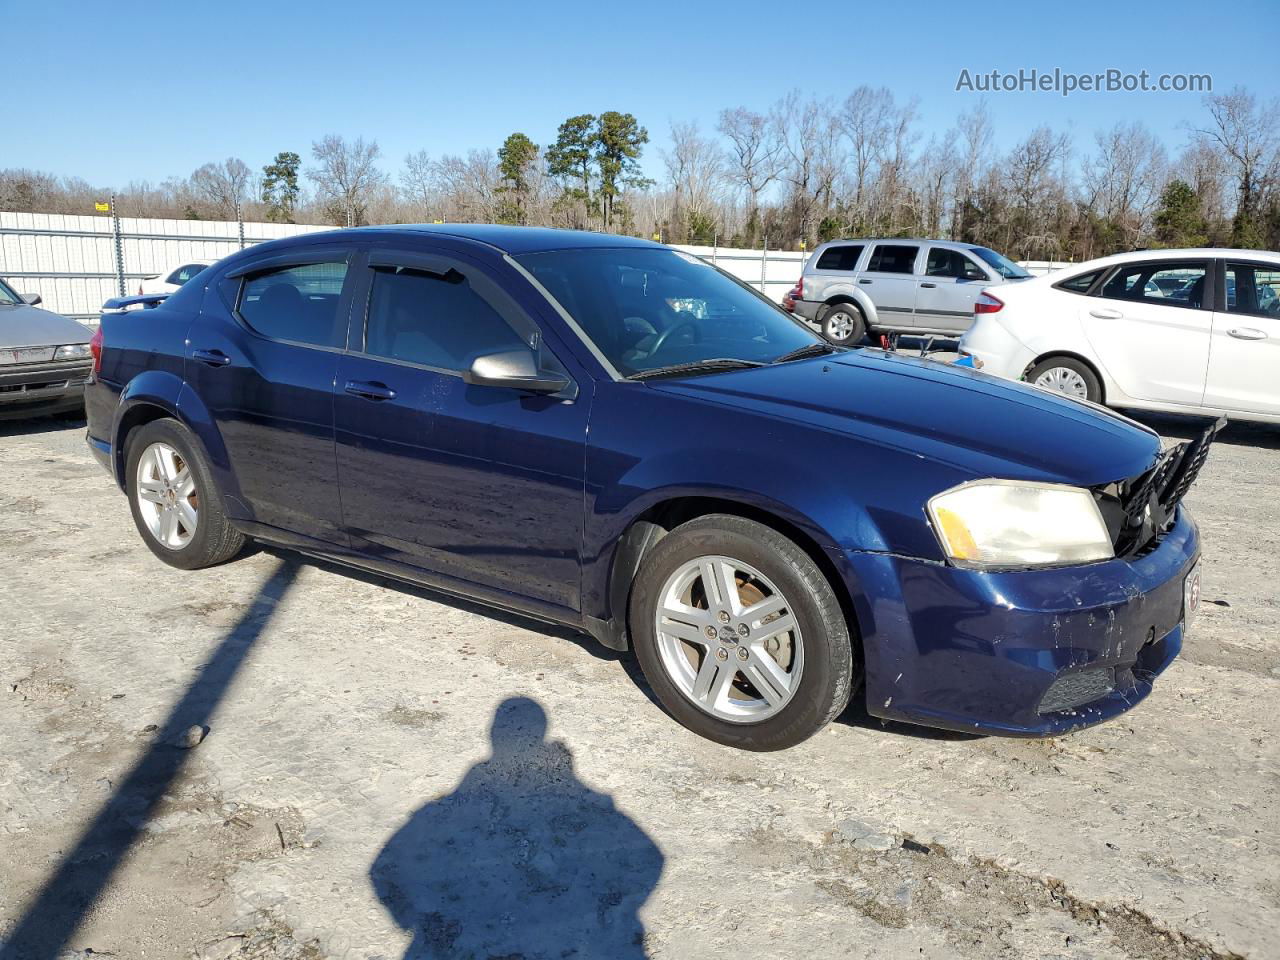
(814, 245, 863, 272)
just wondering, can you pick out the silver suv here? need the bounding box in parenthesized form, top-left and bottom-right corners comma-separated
(788, 238, 1032, 343)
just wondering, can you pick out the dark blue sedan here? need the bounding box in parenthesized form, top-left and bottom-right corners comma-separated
(84, 226, 1210, 749)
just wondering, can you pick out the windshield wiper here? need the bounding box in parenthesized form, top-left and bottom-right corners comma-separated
(628, 358, 766, 381)
(772, 342, 836, 364)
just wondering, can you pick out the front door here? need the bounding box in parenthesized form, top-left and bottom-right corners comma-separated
(333, 245, 589, 613)
(183, 247, 357, 543)
(915, 247, 990, 334)
(1079, 259, 1212, 407)
(1203, 260, 1280, 416)
(858, 243, 921, 329)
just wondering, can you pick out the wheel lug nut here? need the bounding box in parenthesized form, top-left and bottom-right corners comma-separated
(715, 648, 729, 661)
(704, 626, 717, 640)
(717, 611, 731, 624)
(737, 624, 749, 637)
(737, 648, 749, 661)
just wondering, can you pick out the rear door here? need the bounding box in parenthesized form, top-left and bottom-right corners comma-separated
(1079, 259, 1212, 407)
(332, 242, 589, 612)
(859, 243, 920, 328)
(1202, 260, 1280, 416)
(184, 244, 358, 543)
(915, 246, 991, 333)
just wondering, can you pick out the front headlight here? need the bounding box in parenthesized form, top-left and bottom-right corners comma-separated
(927, 479, 1114, 569)
(54, 343, 92, 360)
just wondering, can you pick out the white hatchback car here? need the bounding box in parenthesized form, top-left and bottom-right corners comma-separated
(958, 249, 1280, 424)
(136, 259, 214, 296)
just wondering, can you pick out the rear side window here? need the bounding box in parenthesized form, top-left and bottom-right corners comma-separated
(168, 263, 207, 285)
(238, 261, 349, 346)
(866, 244, 918, 274)
(1099, 262, 1207, 309)
(814, 244, 863, 272)
(1225, 262, 1280, 317)
(363, 264, 528, 373)
(926, 248, 986, 279)
(1055, 270, 1102, 294)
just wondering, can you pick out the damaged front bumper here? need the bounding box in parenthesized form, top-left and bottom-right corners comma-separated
(845, 506, 1198, 737)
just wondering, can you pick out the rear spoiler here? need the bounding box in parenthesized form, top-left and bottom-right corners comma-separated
(101, 292, 171, 314)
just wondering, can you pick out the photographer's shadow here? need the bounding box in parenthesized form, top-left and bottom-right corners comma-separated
(371, 697, 663, 959)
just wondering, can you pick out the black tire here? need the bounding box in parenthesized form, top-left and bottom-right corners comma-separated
(124, 418, 245, 570)
(818, 302, 867, 345)
(1026, 356, 1103, 404)
(629, 514, 857, 751)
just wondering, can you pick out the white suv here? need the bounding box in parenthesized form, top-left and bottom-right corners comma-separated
(958, 248, 1280, 424)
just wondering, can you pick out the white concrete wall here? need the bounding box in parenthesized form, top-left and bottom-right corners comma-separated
(1, 211, 1068, 320)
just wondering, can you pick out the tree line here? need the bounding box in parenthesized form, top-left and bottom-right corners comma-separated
(3, 85, 1278, 259)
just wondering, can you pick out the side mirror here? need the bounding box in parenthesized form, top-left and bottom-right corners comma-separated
(463, 349, 572, 395)
(22, 293, 42, 306)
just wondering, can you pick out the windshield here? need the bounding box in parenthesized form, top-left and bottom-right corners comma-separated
(515, 247, 822, 377)
(0, 278, 21, 306)
(971, 247, 1031, 279)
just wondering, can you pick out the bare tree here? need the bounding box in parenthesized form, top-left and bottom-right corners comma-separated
(307, 135, 386, 227)
(1002, 127, 1072, 258)
(1080, 122, 1168, 249)
(663, 120, 725, 241)
(399, 149, 436, 218)
(837, 86, 895, 223)
(189, 158, 252, 219)
(716, 107, 782, 241)
(1194, 87, 1280, 243)
(771, 92, 842, 246)
(433, 150, 501, 222)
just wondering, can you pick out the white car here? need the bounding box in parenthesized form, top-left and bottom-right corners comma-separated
(135, 259, 214, 296)
(958, 248, 1280, 424)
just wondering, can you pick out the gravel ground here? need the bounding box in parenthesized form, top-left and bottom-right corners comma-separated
(0, 392, 1277, 960)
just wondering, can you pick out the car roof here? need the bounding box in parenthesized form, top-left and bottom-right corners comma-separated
(315, 224, 664, 255)
(1056, 248, 1280, 274)
(818, 238, 982, 249)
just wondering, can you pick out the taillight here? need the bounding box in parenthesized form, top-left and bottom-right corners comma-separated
(137, 284, 144, 295)
(90, 325, 104, 375)
(974, 292, 1004, 314)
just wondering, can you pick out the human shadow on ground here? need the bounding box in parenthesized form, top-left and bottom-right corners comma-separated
(0, 559, 298, 960)
(371, 697, 664, 959)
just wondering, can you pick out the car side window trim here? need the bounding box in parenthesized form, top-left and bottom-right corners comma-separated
(228, 248, 363, 352)
(1220, 259, 1280, 317)
(1092, 260, 1214, 310)
(351, 248, 578, 399)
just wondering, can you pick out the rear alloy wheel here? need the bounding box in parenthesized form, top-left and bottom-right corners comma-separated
(819, 303, 866, 345)
(126, 418, 245, 569)
(1027, 356, 1102, 403)
(630, 515, 856, 750)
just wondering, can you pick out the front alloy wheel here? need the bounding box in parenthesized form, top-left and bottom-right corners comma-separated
(654, 555, 804, 723)
(630, 514, 857, 750)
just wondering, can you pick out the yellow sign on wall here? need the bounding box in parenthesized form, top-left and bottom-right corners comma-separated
(94, 201, 110, 212)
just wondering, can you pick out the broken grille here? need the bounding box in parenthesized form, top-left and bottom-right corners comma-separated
(1097, 417, 1225, 558)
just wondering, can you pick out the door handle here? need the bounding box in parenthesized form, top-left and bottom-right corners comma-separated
(192, 348, 231, 367)
(858, 278, 873, 285)
(1228, 327, 1267, 341)
(344, 379, 396, 401)
(919, 282, 937, 288)
(1089, 308, 1124, 320)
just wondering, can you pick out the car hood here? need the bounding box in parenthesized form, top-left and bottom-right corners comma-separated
(648, 349, 1161, 487)
(0, 303, 94, 348)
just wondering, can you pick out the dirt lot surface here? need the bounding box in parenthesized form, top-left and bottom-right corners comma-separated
(1, 400, 1277, 960)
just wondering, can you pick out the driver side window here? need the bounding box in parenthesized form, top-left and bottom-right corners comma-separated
(362, 262, 531, 373)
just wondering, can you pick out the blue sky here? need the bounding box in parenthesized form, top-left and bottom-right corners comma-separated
(4, 0, 1276, 188)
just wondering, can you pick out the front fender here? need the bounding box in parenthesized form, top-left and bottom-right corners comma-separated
(582, 441, 892, 627)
